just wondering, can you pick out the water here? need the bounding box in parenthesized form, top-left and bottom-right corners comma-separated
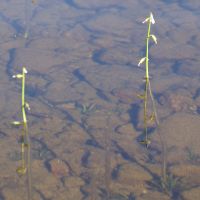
(0, 0, 200, 199)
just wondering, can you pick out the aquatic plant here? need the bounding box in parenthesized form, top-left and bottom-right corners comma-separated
(77, 103, 97, 115)
(162, 174, 181, 196)
(185, 147, 200, 165)
(151, 173, 182, 197)
(138, 12, 159, 147)
(12, 67, 32, 200)
(138, 12, 169, 189)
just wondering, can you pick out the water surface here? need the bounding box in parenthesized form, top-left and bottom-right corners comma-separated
(0, 0, 200, 199)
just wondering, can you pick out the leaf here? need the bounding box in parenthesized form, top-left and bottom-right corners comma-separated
(150, 34, 157, 44)
(140, 139, 151, 147)
(12, 121, 22, 125)
(149, 113, 155, 122)
(142, 17, 150, 24)
(23, 67, 28, 74)
(138, 57, 146, 66)
(16, 166, 27, 175)
(137, 94, 145, 99)
(12, 74, 23, 79)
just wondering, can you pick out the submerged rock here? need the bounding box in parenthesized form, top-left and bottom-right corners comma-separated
(158, 89, 196, 113)
(49, 159, 70, 178)
(117, 163, 152, 184)
(182, 187, 200, 200)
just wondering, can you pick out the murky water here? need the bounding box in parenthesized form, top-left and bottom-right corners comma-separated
(0, 0, 200, 199)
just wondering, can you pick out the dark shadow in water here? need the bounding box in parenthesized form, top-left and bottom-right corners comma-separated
(194, 87, 200, 99)
(171, 59, 197, 77)
(85, 138, 102, 149)
(72, 68, 110, 102)
(73, 68, 88, 83)
(0, 130, 7, 139)
(6, 48, 16, 78)
(80, 172, 92, 200)
(26, 71, 53, 98)
(0, 13, 24, 35)
(161, 0, 200, 12)
(64, 0, 125, 13)
(0, 193, 4, 200)
(64, 0, 87, 10)
(162, 0, 176, 4)
(92, 49, 108, 65)
(111, 164, 121, 180)
(197, 106, 200, 115)
(113, 141, 135, 162)
(96, 88, 110, 102)
(136, 127, 156, 141)
(82, 24, 106, 39)
(171, 60, 182, 74)
(12, 19, 24, 35)
(26, 84, 44, 98)
(128, 103, 140, 130)
(34, 189, 48, 200)
(145, 146, 161, 164)
(31, 137, 56, 161)
(99, 188, 108, 200)
(81, 150, 91, 167)
(80, 187, 89, 200)
(128, 193, 136, 200)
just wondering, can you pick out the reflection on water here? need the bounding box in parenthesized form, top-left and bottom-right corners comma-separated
(0, 0, 200, 199)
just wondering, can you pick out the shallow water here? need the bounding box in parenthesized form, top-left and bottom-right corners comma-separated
(0, 0, 200, 200)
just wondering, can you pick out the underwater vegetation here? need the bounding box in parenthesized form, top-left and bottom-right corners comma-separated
(77, 102, 97, 115)
(150, 173, 183, 198)
(12, 67, 32, 200)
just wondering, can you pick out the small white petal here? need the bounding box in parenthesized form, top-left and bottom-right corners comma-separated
(150, 13, 155, 24)
(12, 121, 22, 125)
(12, 74, 23, 79)
(142, 17, 149, 24)
(138, 57, 146, 66)
(150, 34, 157, 44)
(23, 67, 28, 74)
(25, 102, 30, 110)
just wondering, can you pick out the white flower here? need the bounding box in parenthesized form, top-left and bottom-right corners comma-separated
(23, 67, 28, 74)
(150, 12, 155, 24)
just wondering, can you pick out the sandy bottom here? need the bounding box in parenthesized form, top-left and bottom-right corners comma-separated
(0, 0, 200, 199)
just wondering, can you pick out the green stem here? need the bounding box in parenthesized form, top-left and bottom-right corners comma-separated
(144, 78, 148, 142)
(143, 14, 152, 143)
(21, 67, 32, 200)
(145, 14, 152, 80)
(22, 67, 27, 124)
